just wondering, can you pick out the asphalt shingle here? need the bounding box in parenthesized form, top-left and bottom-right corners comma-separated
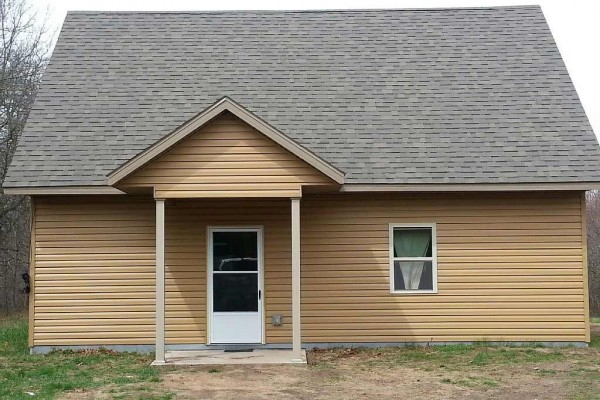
(4, 6, 600, 187)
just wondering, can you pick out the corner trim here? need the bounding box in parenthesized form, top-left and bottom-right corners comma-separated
(106, 97, 346, 185)
(340, 183, 600, 192)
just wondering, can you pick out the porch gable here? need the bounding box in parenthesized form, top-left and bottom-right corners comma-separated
(117, 110, 339, 198)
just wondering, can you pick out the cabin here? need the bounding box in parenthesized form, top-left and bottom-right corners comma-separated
(3, 6, 599, 364)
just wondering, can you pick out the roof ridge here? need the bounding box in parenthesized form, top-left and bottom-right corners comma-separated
(65, 5, 541, 16)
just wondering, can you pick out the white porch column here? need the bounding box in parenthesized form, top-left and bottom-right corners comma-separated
(291, 197, 302, 359)
(153, 199, 166, 365)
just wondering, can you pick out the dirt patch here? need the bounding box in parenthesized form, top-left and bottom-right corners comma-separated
(159, 364, 472, 400)
(59, 343, 600, 400)
(154, 348, 592, 400)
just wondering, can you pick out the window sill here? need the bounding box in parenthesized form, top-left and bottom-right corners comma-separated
(389, 290, 438, 295)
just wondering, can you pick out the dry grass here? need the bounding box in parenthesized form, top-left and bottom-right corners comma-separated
(66, 329, 600, 400)
(2, 316, 599, 400)
(0, 316, 170, 400)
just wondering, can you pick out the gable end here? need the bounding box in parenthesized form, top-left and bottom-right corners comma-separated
(107, 97, 345, 187)
(119, 111, 339, 198)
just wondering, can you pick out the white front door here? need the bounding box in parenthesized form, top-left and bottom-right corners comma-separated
(208, 227, 264, 344)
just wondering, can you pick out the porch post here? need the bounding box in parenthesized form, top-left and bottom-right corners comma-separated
(154, 199, 166, 365)
(291, 197, 302, 359)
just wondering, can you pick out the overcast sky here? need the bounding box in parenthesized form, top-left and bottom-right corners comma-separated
(34, 0, 600, 141)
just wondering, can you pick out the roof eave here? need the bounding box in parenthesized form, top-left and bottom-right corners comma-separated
(2, 186, 126, 195)
(340, 182, 600, 192)
(4, 181, 600, 195)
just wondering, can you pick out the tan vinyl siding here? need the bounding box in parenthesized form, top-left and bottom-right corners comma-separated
(30, 196, 292, 346)
(168, 192, 587, 344)
(32, 196, 156, 345)
(30, 191, 587, 346)
(120, 112, 335, 198)
(298, 192, 587, 343)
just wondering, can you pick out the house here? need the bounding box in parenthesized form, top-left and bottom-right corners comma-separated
(3, 6, 599, 364)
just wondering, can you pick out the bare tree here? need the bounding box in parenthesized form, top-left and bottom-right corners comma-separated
(587, 190, 600, 317)
(0, 0, 50, 314)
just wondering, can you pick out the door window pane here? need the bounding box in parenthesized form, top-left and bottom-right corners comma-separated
(213, 232, 258, 271)
(213, 273, 258, 312)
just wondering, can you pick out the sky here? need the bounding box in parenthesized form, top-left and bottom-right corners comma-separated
(33, 0, 600, 141)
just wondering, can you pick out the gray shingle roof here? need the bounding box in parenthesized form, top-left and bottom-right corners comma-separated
(4, 6, 600, 188)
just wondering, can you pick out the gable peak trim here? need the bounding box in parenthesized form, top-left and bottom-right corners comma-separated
(107, 97, 345, 186)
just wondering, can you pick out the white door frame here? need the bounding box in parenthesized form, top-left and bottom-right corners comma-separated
(207, 226, 265, 345)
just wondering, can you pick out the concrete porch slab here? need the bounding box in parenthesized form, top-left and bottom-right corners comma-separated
(154, 349, 307, 365)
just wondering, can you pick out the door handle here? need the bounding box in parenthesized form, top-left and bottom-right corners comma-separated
(259, 290, 262, 300)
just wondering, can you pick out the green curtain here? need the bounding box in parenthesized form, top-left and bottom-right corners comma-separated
(394, 229, 431, 289)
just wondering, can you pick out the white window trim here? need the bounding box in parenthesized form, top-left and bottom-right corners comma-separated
(389, 223, 438, 295)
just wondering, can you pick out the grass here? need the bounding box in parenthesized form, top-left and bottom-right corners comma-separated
(566, 365, 600, 400)
(1, 315, 599, 399)
(0, 315, 172, 400)
(590, 333, 600, 349)
(313, 332, 599, 400)
(358, 343, 564, 371)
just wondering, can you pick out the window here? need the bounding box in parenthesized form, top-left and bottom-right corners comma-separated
(389, 224, 437, 293)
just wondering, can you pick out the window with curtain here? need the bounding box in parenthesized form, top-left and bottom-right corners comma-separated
(390, 225, 437, 293)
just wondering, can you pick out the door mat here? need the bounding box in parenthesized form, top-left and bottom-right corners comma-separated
(223, 349, 254, 353)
